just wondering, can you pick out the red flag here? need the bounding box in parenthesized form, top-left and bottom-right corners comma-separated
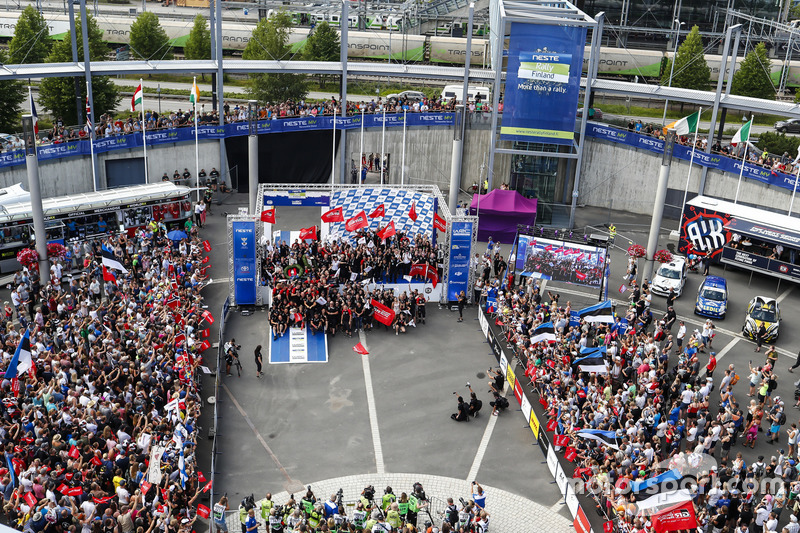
(197, 471, 207, 483)
(203, 240, 212, 252)
(546, 419, 558, 432)
(409, 263, 427, 277)
(603, 521, 615, 533)
(199, 340, 211, 351)
(539, 397, 548, 409)
(368, 204, 385, 218)
(57, 484, 69, 494)
(201, 329, 210, 338)
(353, 342, 369, 355)
(68, 445, 80, 459)
(201, 480, 213, 493)
(553, 434, 570, 447)
(24, 492, 37, 507)
(166, 296, 179, 310)
(562, 356, 571, 366)
(345, 211, 368, 232)
(201, 310, 214, 324)
(175, 333, 186, 346)
(260, 209, 276, 223)
(370, 299, 396, 326)
(321, 206, 344, 223)
(299, 226, 317, 240)
(546, 359, 555, 369)
(408, 201, 418, 221)
(90, 456, 102, 466)
(618, 284, 627, 294)
(377, 221, 396, 241)
(11, 378, 19, 397)
(433, 212, 446, 232)
(196, 504, 211, 519)
(102, 266, 117, 284)
(652, 500, 698, 533)
(93, 495, 114, 505)
(575, 271, 587, 281)
(564, 447, 578, 462)
(140, 481, 152, 494)
(202, 256, 210, 264)
(425, 265, 439, 288)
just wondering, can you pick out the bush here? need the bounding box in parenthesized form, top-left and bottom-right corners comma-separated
(755, 131, 800, 157)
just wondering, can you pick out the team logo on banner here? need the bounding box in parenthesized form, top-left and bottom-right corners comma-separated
(679, 206, 731, 258)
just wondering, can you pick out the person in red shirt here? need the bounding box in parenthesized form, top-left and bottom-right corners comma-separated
(707, 353, 717, 378)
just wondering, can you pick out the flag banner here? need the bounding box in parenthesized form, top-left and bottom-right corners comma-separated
(63, 486, 83, 496)
(56, 484, 69, 494)
(576, 428, 620, 450)
(433, 212, 447, 232)
(652, 500, 698, 533)
(201, 310, 214, 324)
(564, 447, 578, 462)
(299, 226, 317, 240)
(368, 204, 385, 218)
(574, 355, 608, 374)
(90, 456, 102, 466)
(5, 329, 32, 379)
(345, 211, 368, 232)
(201, 480, 213, 493)
(197, 471, 206, 483)
(101, 244, 129, 273)
(165, 296, 179, 310)
(603, 521, 614, 533)
(546, 419, 558, 432)
(632, 470, 693, 510)
(575, 271, 587, 281)
(731, 118, 753, 146)
(201, 329, 210, 338)
(68, 445, 80, 459)
(553, 434, 570, 447)
(377, 221, 396, 241)
(93, 495, 114, 505)
(665, 110, 700, 136)
(203, 240, 212, 252)
(196, 504, 211, 519)
(199, 340, 211, 351)
(409, 201, 418, 221)
(102, 266, 117, 284)
(321, 206, 344, 223)
(371, 299, 396, 326)
(353, 342, 369, 355)
(577, 300, 614, 324)
(260, 209, 276, 223)
(29, 90, 38, 135)
(131, 84, 143, 112)
(190, 80, 200, 105)
(530, 322, 556, 344)
(619, 284, 627, 294)
(24, 492, 37, 507)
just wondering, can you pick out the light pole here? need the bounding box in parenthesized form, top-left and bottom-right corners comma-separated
(662, 19, 684, 125)
(157, 84, 161, 116)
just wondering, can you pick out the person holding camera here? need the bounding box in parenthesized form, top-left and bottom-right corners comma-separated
(224, 338, 242, 377)
(467, 384, 483, 417)
(213, 495, 229, 533)
(451, 394, 469, 422)
(471, 482, 487, 510)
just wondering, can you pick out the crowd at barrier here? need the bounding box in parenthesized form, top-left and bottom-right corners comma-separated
(485, 264, 800, 533)
(221, 481, 491, 533)
(260, 230, 443, 342)
(0, 220, 214, 533)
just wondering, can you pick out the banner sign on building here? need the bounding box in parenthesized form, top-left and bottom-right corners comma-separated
(232, 220, 257, 305)
(500, 23, 586, 145)
(262, 189, 330, 207)
(447, 221, 473, 302)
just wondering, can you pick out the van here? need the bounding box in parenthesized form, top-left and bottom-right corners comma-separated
(440, 85, 491, 103)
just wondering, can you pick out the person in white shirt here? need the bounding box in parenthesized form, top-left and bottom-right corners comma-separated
(676, 322, 687, 353)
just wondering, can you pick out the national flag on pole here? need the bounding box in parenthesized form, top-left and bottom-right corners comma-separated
(203, 240, 212, 252)
(377, 221, 396, 241)
(530, 322, 556, 344)
(618, 284, 627, 294)
(299, 226, 317, 240)
(433, 212, 447, 232)
(178, 448, 187, 489)
(665, 110, 700, 135)
(102, 266, 117, 285)
(321, 206, 344, 223)
(201, 310, 214, 324)
(576, 429, 620, 450)
(86, 95, 91, 115)
(28, 88, 38, 136)
(370, 299, 396, 326)
(201, 480, 213, 493)
(408, 202, 418, 221)
(101, 244, 129, 273)
(345, 211, 368, 232)
(368, 204, 385, 218)
(190, 79, 200, 105)
(260, 209, 275, 223)
(574, 347, 609, 373)
(731, 118, 753, 146)
(577, 300, 615, 323)
(4, 329, 31, 379)
(131, 84, 143, 112)
(353, 342, 369, 355)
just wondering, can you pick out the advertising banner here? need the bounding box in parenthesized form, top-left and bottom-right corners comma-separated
(720, 246, 800, 282)
(500, 23, 586, 145)
(515, 234, 607, 287)
(678, 204, 732, 258)
(529, 409, 540, 439)
(232, 220, 257, 305)
(506, 365, 516, 391)
(447, 221, 473, 302)
(262, 189, 330, 207)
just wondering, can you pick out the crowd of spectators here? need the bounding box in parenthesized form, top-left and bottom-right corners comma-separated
(0, 220, 211, 533)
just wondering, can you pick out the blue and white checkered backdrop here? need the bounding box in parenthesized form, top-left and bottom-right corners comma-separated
(326, 188, 435, 243)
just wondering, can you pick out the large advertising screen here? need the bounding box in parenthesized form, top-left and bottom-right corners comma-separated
(500, 23, 587, 145)
(515, 235, 606, 287)
(447, 221, 474, 302)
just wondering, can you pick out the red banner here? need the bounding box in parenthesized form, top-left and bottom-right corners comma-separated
(546, 419, 558, 432)
(24, 492, 37, 507)
(408, 201, 418, 221)
(321, 206, 344, 223)
(201, 310, 214, 324)
(56, 484, 69, 494)
(196, 504, 211, 519)
(260, 209, 276, 223)
(603, 521, 614, 533)
(433, 212, 446, 232)
(201, 329, 210, 338)
(564, 447, 578, 462)
(409, 263, 438, 287)
(575, 271, 587, 281)
(203, 240, 212, 252)
(63, 486, 83, 497)
(102, 266, 117, 284)
(93, 495, 114, 505)
(140, 481, 152, 494)
(345, 211, 368, 232)
(553, 434, 570, 447)
(353, 342, 369, 355)
(68, 445, 80, 459)
(377, 221, 396, 241)
(197, 471, 207, 483)
(199, 340, 211, 352)
(574, 507, 591, 533)
(299, 226, 317, 241)
(371, 299, 396, 326)
(90, 456, 102, 466)
(368, 204, 385, 218)
(652, 500, 697, 533)
(202, 256, 210, 264)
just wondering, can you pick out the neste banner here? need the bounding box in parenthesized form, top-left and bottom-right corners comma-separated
(232, 220, 257, 305)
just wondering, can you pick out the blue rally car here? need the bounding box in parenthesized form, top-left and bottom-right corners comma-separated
(695, 276, 728, 319)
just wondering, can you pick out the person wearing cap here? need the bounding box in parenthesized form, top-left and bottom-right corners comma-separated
(787, 514, 800, 533)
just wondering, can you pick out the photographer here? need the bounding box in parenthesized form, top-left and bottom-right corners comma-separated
(224, 338, 242, 377)
(213, 495, 229, 533)
(467, 384, 483, 417)
(324, 494, 339, 518)
(451, 394, 469, 422)
(471, 482, 487, 510)
(245, 508, 258, 533)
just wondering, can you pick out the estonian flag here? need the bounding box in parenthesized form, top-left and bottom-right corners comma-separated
(577, 300, 615, 324)
(576, 429, 620, 450)
(101, 244, 129, 273)
(530, 322, 556, 344)
(631, 469, 693, 510)
(5, 329, 32, 379)
(573, 346, 608, 373)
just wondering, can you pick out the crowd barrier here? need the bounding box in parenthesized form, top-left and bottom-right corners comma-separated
(0, 112, 456, 171)
(477, 304, 603, 533)
(209, 296, 231, 533)
(586, 123, 800, 193)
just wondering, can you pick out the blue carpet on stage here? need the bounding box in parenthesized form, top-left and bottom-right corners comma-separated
(269, 326, 328, 364)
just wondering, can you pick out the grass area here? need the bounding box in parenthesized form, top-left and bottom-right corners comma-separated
(598, 103, 783, 126)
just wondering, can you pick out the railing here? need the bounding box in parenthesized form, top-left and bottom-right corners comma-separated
(209, 296, 231, 532)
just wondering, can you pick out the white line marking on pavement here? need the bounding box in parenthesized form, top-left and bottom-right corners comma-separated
(466, 384, 507, 482)
(208, 277, 230, 286)
(778, 286, 794, 304)
(358, 329, 385, 474)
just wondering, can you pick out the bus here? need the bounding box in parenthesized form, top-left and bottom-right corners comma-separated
(0, 182, 193, 273)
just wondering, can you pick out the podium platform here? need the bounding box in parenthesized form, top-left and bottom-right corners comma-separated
(269, 325, 328, 364)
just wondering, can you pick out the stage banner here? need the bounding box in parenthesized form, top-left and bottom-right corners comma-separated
(262, 189, 330, 207)
(232, 220, 257, 305)
(447, 221, 473, 302)
(500, 23, 586, 145)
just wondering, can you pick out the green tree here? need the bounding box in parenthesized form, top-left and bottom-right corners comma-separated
(304, 21, 340, 87)
(730, 42, 774, 100)
(0, 49, 26, 132)
(8, 5, 51, 64)
(660, 25, 710, 91)
(39, 14, 120, 122)
(184, 14, 211, 80)
(756, 131, 800, 156)
(243, 11, 307, 103)
(129, 11, 173, 61)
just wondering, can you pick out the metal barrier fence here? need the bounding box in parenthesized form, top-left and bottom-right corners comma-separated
(209, 296, 231, 533)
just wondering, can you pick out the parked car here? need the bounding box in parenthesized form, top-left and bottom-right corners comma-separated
(774, 118, 800, 133)
(385, 90, 426, 103)
(742, 296, 780, 343)
(650, 256, 688, 297)
(577, 107, 603, 120)
(695, 275, 728, 319)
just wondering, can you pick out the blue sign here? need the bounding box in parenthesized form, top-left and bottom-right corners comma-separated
(501, 23, 586, 145)
(447, 221, 473, 302)
(232, 220, 257, 305)
(262, 189, 330, 207)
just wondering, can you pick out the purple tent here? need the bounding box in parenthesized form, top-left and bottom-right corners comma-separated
(469, 189, 537, 243)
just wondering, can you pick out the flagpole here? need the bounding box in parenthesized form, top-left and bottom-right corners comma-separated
(790, 160, 800, 216)
(331, 112, 336, 185)
(380, 107, 386, 185)
(678, 108, 701, 227)
(86, 81, 97, 193)
(734, 118, 751, 204)
(194, 77, 200, 203)
(141, 78, 149, 183)
(401, 108, 407, 186)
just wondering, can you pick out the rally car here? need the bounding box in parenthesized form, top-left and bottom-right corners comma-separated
(695, 276, 728, 319)
(742, 296, 780, 343)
